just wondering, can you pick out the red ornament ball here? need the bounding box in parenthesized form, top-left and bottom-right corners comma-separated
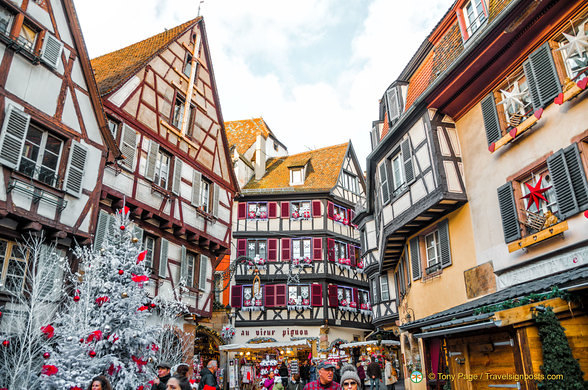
(89, 350, 97, 358)
(118, 270, 124, 275)
(2, 340, 9, 347)
(150, 303, 156, 308)
(120, 225, 126, 231)
(73, 295, 80, 302)
(584, 210, 588, 219)
(43, 352, 50, 359)
(79, 338, 84, 343)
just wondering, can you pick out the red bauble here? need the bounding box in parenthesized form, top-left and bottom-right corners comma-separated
(89, 350, 96, 358)
(120, 225, 126, 230)
(584, 210, 588, 219)
(150, 303, 156, 308)
(43, 352, 50, 359)
(79, 338, 84, 343)
(73, 295, 80, 302)
(118, 270, 124, 275)
(0, 310, 2, 318)
(2, 340, 9, 347)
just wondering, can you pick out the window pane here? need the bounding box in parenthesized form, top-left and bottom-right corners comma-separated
(144, 237, 155, 268)
(247, 241, 256, 259)
(19, 24, 37, 51)
(173, 99, 184, 128)
(200, 180, 210, 212)
(0, 7, 12, 35)
(258, 241, 266, 259)
(183, 54, 193, 77)
(292, 240, 301, 259)
(303, 239, 311, 258)
(186, 254, 195, 287)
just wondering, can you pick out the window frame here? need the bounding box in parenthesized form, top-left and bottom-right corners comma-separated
(0, 239, 29, 294)
(199, 176, 212, 213)
(247, 201, 268, 220)
(425, 230, 441, 268)
(342, 170, 359, 194)
(287, 284, 311, 307)
(553, 12, 588, 82)
(247, 239, 267, 261)
(290, 200, 311, 220)
(0, 5, 14, 37)
(142, 234, 156, 269)
(379, 274, 390, 301)
(242, 284, 264, 309)
(153, 148, 171, 189)
(291, 237, 312, 260)
(17, 123, 63, 188)
(290, 167, 305, 185)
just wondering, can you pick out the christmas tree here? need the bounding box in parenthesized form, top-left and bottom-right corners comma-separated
(41, 207, 160, 389)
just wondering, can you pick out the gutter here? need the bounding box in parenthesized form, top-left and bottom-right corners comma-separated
(414, 320, 500, 339)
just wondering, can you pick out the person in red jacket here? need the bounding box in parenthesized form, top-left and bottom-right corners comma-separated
(303, 361, 341, 390)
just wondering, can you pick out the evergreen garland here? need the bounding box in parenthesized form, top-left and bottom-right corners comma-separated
(474, 287, 570, 315)
(534, 307, 587, 390)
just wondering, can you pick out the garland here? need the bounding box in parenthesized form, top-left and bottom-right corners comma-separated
(473, 287, 569, 315)
(247, 337, 277, 344)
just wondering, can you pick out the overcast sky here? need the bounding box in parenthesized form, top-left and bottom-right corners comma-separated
(73, 0, 450, 168)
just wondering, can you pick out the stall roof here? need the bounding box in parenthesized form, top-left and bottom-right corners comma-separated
(220, 340, 309, 352)
(339, 340, 400, 349)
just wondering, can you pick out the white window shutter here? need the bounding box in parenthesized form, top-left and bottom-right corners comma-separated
(120, 124, 137, 171)
(0, 105, 30, 169)
(180, 245, 187, 282)
(212, 183, 220, 217)
(159, 238, 169, 278)
(192, 171, 202, 206)
(144, 139, 159, 181)
(63, 141, 88, 197)
(40, 33, 63, 69)
(199, 255, 208, 291)
(172, 157, 183, 195)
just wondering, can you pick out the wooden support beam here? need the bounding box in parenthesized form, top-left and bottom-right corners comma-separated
(50, 230, 67, 239)
(144, 211, 154, 220)
(112, 199, 125, 210)
(131, 207, 144, 218)
(198, 236, 210, 249)
(174, 226, 186, 237)
(187, 231, 198, 241)
(0, 210, 8, 218)
(22, 221, 42, 231)
(493, 298, 579, 327)
(160, 220, 173, 230)
(100, 190, 109, 199)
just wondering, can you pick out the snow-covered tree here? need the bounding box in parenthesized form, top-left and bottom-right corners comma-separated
(152, 294, 191, 369)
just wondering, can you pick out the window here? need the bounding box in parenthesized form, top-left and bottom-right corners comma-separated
(0, 239, 28, 294)
(371, 278, 378, 304)
(153, 149, 171, 189)
(555, 13, 588, 81)
(334, 241, 347, 260)
(342, 171, 359, 193)
(496, 72, 532, 128)
(199, 255, 208, 292)
(214, 272, 223, 303)
(0, 6, 13, 36)
(242, 285, 263, 309)
(288, 285, 310, 307)
(337, 286, 353, 308)
(107, 118, 119, 140)
(360, 290, 371, 311)
(520, 171, 558, 217)
(463, 0, 486, 37)
(247, 239, 267, 261)
(247, 202, 267, 219)
(292, 238, 311, 260)
(18, 23, 37, 52)
(18, 124, 63, 187)
(183, 54, 193, 77)
(172, 97, 195, 133)
(330, 203, 348, 224)
(425, 230, 441, 268)
(199, 177, 212, 213)
(379, 275, 390, 301)
(142, 235, 156, 269)
(290, 167, 304, 185)
(290, 201, 311, 220)
(391, 152, 405, 191)
(185, 252, 196, 287)
(386, 86, 402, 122)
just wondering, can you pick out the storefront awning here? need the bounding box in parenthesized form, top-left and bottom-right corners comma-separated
(219, 339, 309, 352)
(339, 340, 400, 348)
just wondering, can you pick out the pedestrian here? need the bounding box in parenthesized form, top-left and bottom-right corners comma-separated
(366, 358, 381, 390)
(303, 361, 341, 390)
(384, 357, 397, 390)
(175, 363, 190, 379)
(334, 362, 342, 384)
(356, 362, 366, 389)
(167, 374, 192, 390)
(309, 360, 317, 382)
(198, 360, 219, 390)
(339, 365, 361, 390)
(87, 375, 112, 390)
(279, 361, 289, 384)
(300, 360, 310, 386)
(274, 376, 285, 390)
(153, 361, 172, 390)
(287, 374, 303, 390)
(264, 371, 276, 390)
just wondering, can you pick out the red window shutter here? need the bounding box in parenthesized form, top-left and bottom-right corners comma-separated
(327, 201, 334, 219)
(327, 238, 335, 261)
(350, 245, 357, 266)
(268, 202, 278, 218)
(281, 202, 290, 218)
(268, 239, 278, 261)
(237, 239, 247, 258)
(275, 284, 287, 307)
(264, 285, 275, 307)
(237, 203, 246, 219)
(230, 285, 242, 308)
(311, 284, 323, 307)
(352, 288, 359, 305)
(312, 237, 323, 260)
(349, 209, 355, 226)
(281, 238, 291, 261)
(328, 285, 339, 307)
(312, 200, 322, 217)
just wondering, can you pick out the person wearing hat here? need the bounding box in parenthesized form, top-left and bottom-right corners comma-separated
(339, 365, 361, 389)
(302, 361, 341, 390)
(153, 361, 172, 390)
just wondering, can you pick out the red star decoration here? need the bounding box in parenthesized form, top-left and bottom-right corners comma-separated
(521, 176, 551, 210)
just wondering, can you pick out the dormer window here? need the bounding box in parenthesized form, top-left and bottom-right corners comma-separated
(290, 167, 305, 185)
(386, 87, 402, 123)
(458, 0, 488, 41)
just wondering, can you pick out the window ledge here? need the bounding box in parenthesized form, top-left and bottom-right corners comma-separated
(150, 183, 170, 197)
(488, 108, 543, 153)
(507, 220, 568, 253)
(553, 77, 587, 106)
(196, 206, 217, 222)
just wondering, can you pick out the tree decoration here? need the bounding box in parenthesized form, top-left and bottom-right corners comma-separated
(521, 175, 551, 210)
(120, 225, 125, 230)
(497, 82, 527, 114)
(86, 330, 103, 343)
(2, 340, 9, 347)
(95, 296, 110, 306)
(41, 365, 58, 376)
(43, 352, 51, 359)
(131, 274, 148, 283)
(41, 324, 55, 339)
(121, 292, 129, 298)
(118, 270, 124, 275)
(136, 250, 147, 264)
(73, 295, 80, 302)
(88, 350, 96, 358)
(137, 306, 149, 312)
(555, 22, 588, 59)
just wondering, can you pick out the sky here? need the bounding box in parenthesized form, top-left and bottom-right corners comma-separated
(73, 0, 450, 168)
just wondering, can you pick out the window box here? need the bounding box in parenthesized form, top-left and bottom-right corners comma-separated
(291, 257, 312, 268)
(246, 257, 266, 270)
(507, 220, 569, 253)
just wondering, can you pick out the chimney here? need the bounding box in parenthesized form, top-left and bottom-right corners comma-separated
(255, 134, 267, 180)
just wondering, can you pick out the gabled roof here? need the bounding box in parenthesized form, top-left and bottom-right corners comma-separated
(224, 117, 285, 156)
(91, 18, 200, 95)
(243, 143, 348, 193)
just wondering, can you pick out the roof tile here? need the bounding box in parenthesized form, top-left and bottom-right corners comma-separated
(224, 118, 279, 156)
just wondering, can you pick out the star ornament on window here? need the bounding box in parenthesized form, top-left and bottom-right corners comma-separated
(497, 83, 527, 113)
(521, 176, 552, 210)
(248, 243, 255, 250)
(555, 22, 588, 59)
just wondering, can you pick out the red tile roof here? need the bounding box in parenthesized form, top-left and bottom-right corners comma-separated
(91, 18, 200, 95)
(224, 117, 280, 156)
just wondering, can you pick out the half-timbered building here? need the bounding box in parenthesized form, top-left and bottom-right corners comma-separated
(226, 136, 371, 355)
(0, 0, 119, 301)
(90, 17, 238, 351)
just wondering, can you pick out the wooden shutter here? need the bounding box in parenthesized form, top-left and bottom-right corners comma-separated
(94, 210, 112, 251)
(523, 60, 540, 111)
(236, 239, 247, 258)
(525, 43, 562, 109)
(327, 201, 334, 219)
(312, 200, 322, 217)
(350, 245, 357, 266)
(311, 284, 323, 306)
(481, 93, 501, 146)
(172, 157, 183, 195)
(199, 256, 208, 291)
(119, 124, 137, 171)
(348, 209, 355, 226)
(497, 182, 521, 243)
(212, 183, 220, 217)
(281, 238, 291, 261)
(439, 219, 452, 268)
(410, 236, 421, 280)
(180, 245, 187, 281)
(159, 238, 169, 278)
(312, 237, 322, 260)
(327, 238, 335, 261)
(144, 139, 159, 180)
(268, 202, 278, 218)
(281, 202, 290, 218)
(231, 285, 242, 308)
(191, 171, 202, 206)
(275, 284, 287, 307)
(63, 141, 88, 197)
(264, 285, 276, 307)
(40, 33, 63, 68)
(352, 288, 359, 307)
(328, 285, 339, 307)
(405, 249, 411, 286)
(379, 163, 390, 204)
(237, 203, 246, 219)
(0, 105, 30, 169)
(401, 138, 415, 184)
(267, 239, 278, 261)
(547, 144, 588, 219)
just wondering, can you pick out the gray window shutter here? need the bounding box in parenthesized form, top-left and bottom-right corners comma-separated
(401, 138, 415, 184)
(40, 33, 63, 69)
(159, 238, 169, 278)
(192, 171, 202, 206)
(523, 60, 540, 111)
(199, 255, 208, 291)
(144, 139, 159, 181)
(180, 245, 187, 281)
(63, 141, 87, 197)
(398, 262, 405, 295)
(547, 144, 588, 219)
(386, 87, 400, 122)
(481, 93, 501, 146)
(120, 124, 137, 171)
(526, 42, 562, 109)
(133, 226, 144, 250)
(410, 236, 421, 280)
(439, 219, 451, 268)
(212, 183, 220, 217)
(405, 250, 411, 286)
(0, 105, 30, 169)
(172, 157, 183, 195)
(497, 182, 521, 243)
(94, 210, 112, 251)
(379, 163, 390, 204)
